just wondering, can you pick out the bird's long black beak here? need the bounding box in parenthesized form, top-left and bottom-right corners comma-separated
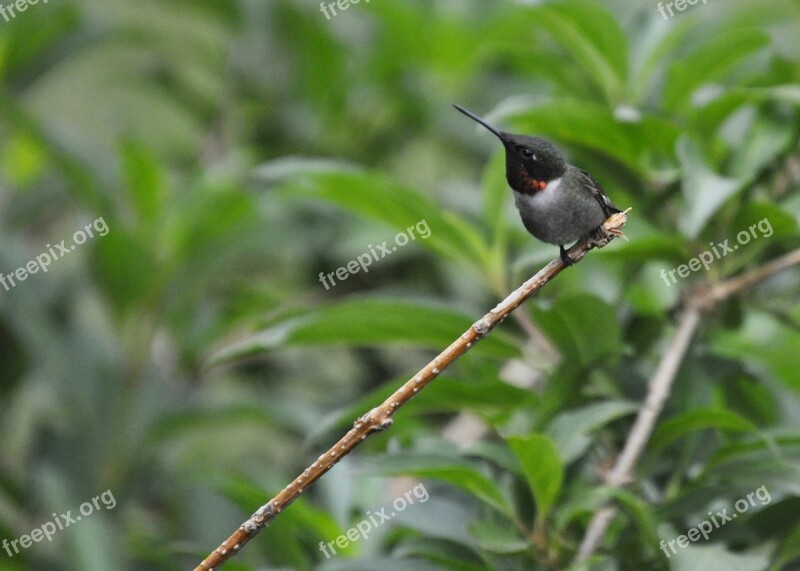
(453, 104, 506, 142)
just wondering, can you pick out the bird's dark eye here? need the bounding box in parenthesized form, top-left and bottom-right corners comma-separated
(520, 147, 536, 160)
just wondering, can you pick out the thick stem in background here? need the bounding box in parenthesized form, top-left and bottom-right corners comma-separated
(193, 210, 631, 570)
(574, 247, 800, 563)
(574, 306, 701, 561)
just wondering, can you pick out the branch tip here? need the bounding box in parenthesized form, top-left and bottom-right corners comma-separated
(195, 209, 638, 571)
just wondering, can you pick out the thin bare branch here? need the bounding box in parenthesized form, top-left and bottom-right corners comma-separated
(696, 248, 800, 310)
(574, 246, 800, 562)
(575, 305, 701, 561)
(193, 210, 631, 570)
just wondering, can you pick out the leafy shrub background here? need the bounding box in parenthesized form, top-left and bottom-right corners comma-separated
(0, 0, 799, 570)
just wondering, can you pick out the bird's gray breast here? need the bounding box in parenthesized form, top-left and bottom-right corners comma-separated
(513, 176, 605, 245)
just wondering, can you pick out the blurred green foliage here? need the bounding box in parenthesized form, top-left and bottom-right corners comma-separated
(1, 0, 799, 570)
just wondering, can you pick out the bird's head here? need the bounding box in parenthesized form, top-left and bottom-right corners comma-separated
(454, 104, 566, 194)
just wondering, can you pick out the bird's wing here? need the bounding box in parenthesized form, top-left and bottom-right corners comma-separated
(577, 168, 621, 217)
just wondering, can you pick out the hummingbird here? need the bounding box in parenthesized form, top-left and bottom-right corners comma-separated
(454, 104, 621, 266)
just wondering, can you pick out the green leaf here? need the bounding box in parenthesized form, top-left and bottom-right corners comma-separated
(606, 487, 661, 553)
(531, 295, 622, 368)
(468, 520, 529, 554)
(254, 158, 490, 272)
(728, 113, 795, 182)
(546, 401, 639, 464)
(39, 470, 122, 571)
(376, 455, 513, 517)
(507, 99, 680, 175)
(120, 140, 165, 226)
(720, 202, 800, 275)
(677, 136, 742, 239)
(0, 131, 46, 186)
(651, 408, 760, 452)
(771, 525, 800, 571)
(630, 17, 696, 105)
(413, 377, 537, 417)
(442, 210, 494, 270)
(482, 151, 509, 247)
(663, 29, 770, 112)
(731, 202, 799, 242)
(625, 263, 681, 316)
(208, 298, 520, 366)
(712, 309, 800, 391)
(690, 85, 800, 136)
(553, 485, 609, 533)
(603, 234, 690, 264)
(482, 151, 513, 289)
(393, 538, 487, 571)
(530, 0, 628, 104)
(506, 434, 563, 523)
(94, 229, 154, 312)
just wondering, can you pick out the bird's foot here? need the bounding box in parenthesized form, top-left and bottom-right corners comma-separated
(593, 210, 631, 246)
(586, 225, 607, 249)
(559, 245, 575, 267)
